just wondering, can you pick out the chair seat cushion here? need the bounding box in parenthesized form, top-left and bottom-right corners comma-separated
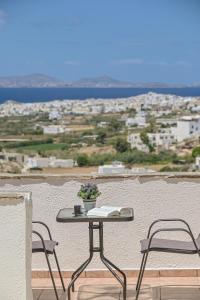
(141, 235, 200, 254)
(32, 240, 58, 254)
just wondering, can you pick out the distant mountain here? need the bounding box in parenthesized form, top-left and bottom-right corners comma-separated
(0, 73, 199, 88)
(71, 76, 133, 87)
(71, 76, 192, 88)
(0, 74, 67, 88)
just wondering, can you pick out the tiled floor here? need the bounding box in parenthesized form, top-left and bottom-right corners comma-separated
(32, 277, 200, 299)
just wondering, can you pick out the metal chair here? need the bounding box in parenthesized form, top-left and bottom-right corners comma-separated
(135, 219, 200, 300)
(32, 221, 65, 300)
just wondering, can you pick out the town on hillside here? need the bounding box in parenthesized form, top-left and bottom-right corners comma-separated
(1, 92, 200, 174)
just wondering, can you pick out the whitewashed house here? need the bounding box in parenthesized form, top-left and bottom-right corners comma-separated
(0, 152, 24, 164)
(172, 116, 200, 142)
(98, 162, 125, 175)
(195, 156, 200, 169)
(24, 156, 74, 169)
(49, 110, 61, 120)
(128, 131, 176, 151)
(24, 157, 50, 169)
(148, 132, 176, 149)
(127, 133, 149, 152)
(125, 112, 147, 128)
(49, 158, 74, 168)
(42, 125, 71, 135)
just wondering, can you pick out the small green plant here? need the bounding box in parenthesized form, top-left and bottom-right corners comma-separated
(77, 183, 101, 202)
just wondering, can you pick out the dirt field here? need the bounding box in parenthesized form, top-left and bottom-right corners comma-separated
(78, 145, 116, 155)
(68, 125, 95, 131)
(36, 166, 98, 174)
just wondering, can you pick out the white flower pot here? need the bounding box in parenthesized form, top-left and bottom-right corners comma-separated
(83, 200, 96, 212)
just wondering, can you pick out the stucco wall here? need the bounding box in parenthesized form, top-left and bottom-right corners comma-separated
(0, 173, 200, 272)
(0, 191, 32, 300)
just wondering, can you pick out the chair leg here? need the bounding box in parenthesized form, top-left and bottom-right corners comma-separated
(136, 253, 146, 291)
(53, 250, 66, 292)
(44, 252, 59, 300)
(135, 251, 149, 300)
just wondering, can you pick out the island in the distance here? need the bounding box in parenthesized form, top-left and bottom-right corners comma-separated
(0, 73, 199, 88)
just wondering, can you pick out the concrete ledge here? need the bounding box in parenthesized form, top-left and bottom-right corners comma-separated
(2, 172, 200, 180)
(32, 269, 200, 278)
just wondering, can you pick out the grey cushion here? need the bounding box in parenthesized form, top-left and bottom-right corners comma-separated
(32, 240, 58, 254)
(141, 235, 200, 254)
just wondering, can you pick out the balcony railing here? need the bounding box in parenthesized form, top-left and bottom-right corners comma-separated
(1, 173, 200, 299)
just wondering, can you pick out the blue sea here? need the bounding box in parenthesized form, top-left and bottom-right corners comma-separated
(0, 87, 200, 103)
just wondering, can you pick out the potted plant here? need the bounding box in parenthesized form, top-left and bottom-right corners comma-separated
(77, 183, 101, 212)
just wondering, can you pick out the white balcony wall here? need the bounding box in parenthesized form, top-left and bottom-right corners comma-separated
(0, 174, 200, 272)
(0, 192, 32, 300)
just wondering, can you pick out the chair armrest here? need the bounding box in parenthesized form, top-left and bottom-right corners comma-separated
(147, 227, 199, 254)
(32, 221, 52, 240)
(147, 219, 193, 238)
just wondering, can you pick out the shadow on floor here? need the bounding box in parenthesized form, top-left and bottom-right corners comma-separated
(33, 288, 65, 300)
(33, 284, 200, 300)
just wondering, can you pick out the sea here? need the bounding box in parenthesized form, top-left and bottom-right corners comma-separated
(0, 87, 200, 104)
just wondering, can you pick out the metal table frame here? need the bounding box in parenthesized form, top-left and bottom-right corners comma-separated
(56, 208, 134, 300)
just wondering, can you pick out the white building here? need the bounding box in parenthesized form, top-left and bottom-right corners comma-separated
(128, 131, 176, 151)
(97, 121, 109, 128)
(127, 133, 149, 152)
(24, 156, 74, 169)
(131, 167, 156, 173)
(25, 157, 50, 169)
(148, 132, 176, 149)
(98, 162, 125, 175)
(49, 110, 61, 120)
(172, 116, 200, 142)
(0, 152, 24, 164)
(42, 125, 71, 135)
(49, 158, 74, 168)
(125, 112, 147, 128)
(195, 156, 200, 169)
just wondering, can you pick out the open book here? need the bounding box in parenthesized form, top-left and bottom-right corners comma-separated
(87, 206, 131, 217)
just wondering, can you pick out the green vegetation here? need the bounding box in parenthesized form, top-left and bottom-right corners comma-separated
(0, 114, 47, 136)
(160, 165, 190, 172)
(76, 154, 89, 167)
(78, 183, 101, 201)
(96, 130, 107, 144)
(15, 143, 67, 151)
(0, 111, 196, 172)
(75, 150, 177, 167)
(140, 131, 154, 152)
(192, 146, 200, 158)
(114, 138, 130, 153)
(108, 118, 123, 132)
(3, 138, 53, 149)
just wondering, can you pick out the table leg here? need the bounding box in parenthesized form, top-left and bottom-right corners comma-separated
(68, 254, 93, 299)
(71, 254, 93, 292)
(100, 254, 127, 300)
(68, 221, 95, 299)
(67, 221, 127, 300)
(99, 222, 127, 300)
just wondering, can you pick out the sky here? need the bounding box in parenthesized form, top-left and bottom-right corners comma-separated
(0, 0, 200, 84)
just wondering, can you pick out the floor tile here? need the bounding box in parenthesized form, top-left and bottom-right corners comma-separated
(32, 276, 200, 300)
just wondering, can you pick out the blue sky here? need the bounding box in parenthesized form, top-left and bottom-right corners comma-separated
(0, 0, 200, 83)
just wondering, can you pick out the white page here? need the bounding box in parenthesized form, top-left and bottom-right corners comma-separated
(101, 206, 123, 212)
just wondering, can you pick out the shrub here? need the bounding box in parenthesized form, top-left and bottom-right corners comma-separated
(114, 138, 130, 153)
(76, 154, 89, 167)
(192, 146, 200, 158)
